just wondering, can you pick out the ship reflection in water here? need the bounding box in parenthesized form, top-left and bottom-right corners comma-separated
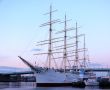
(0, 82, 102, 90)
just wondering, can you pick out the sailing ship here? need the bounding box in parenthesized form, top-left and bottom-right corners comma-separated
(18, 6, 91, 87)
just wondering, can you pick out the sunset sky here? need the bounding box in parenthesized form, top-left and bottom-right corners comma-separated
(0, 0, 110, 68)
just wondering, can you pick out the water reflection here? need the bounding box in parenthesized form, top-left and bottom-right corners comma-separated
(0, 82, 107, 90)
(0, 82, 9, 89)
(0, 82, 35, 89)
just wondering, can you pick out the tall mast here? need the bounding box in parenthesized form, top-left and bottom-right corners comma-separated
(48, 5, 52, 68)
(55, 15, 74, 70)
(37, 5, 59, 69)
(64, 14, 67, 72)
(75, 22, 79, 69)
(83, 34, 86, 68)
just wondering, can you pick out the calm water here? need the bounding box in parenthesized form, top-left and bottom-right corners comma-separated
(0, 82, 109, 90)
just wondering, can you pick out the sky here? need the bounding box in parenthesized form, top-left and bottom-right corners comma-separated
(0, 0, 110, 68)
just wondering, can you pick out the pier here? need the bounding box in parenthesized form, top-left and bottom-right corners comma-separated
(0, 71, 35, 82)
(0, 67, 110, 82)
(85, 68, 110, 72)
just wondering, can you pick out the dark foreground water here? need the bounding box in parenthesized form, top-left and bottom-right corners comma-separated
(0, 82, 109, 90)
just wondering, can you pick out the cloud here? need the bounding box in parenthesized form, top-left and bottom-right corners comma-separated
(0, 55, 14, 61)
(31, 48, 42, 51)
(88, 62, 103, 68)
(0, 55, 9, 60)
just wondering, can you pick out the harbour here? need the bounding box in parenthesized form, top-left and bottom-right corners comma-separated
(0, 12, 109, 89)
(0, 4, 110, 89)
(16, 4, 110, 88)
(0, 0, 110, 90)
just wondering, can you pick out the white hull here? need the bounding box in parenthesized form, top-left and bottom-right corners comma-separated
(35, 69, 79, 86)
